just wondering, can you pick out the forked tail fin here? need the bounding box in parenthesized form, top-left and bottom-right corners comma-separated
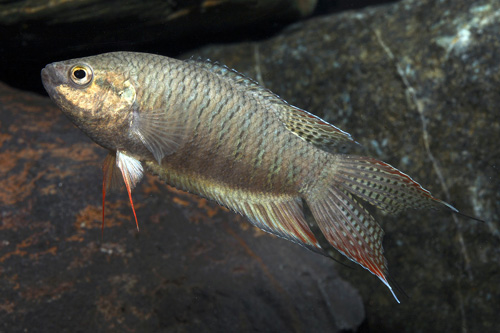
(304, 155, 456, 302)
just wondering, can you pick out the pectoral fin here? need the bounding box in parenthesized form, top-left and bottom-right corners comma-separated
(130, 109, 187, 165)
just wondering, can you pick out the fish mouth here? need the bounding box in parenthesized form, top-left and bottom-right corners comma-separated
(41, 66, 51, 83)
(41, 63, 68, 97)
(41, 64, 57, 96)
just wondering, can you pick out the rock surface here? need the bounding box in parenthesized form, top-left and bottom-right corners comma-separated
(0, 83, 364, 332)
(185, 0, 500, 331)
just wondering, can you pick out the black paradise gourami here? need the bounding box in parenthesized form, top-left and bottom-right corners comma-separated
(41, 51, 460, 302)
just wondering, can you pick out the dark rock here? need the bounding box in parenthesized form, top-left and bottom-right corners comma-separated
(184, 0, 500, 331)
(0, 0, 317, 25)
(0, 1, 401, 96)
(0, 83, 364, 332)
(0, 0, 317, 94)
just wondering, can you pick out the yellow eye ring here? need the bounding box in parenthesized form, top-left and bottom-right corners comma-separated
(69, 64, 93, 86)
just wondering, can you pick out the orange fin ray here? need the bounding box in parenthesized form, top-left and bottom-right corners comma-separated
(101, 151, 144, 233)
(121, 168, 139, 231)
(115, 150, 144, 231)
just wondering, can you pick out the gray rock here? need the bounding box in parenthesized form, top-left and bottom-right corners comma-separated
(185, 0, 500, 331)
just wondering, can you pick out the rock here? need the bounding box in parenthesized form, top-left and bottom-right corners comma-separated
(0, 0, 317, 94)
(0, 0, 317, 25)
(184, 0, 500, 331)
(0, 82, 364, 332)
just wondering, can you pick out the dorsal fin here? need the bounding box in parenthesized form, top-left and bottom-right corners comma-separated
(188, 58, 356, 151)
(186, 58, 261, 89)
(277, 104, 356, 151)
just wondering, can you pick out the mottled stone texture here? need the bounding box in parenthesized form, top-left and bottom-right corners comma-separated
(0, 84, 363, 331)
(187, 0, 500, 331)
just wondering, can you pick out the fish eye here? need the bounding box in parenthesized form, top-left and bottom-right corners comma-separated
(69, 64, 93, 86)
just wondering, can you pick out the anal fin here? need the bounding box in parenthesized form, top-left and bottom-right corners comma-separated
(227, 195, 323, 255)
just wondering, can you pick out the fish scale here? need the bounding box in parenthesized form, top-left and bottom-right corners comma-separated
(41, 51, 460, 303)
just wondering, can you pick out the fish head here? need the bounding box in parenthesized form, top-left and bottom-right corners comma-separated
(41, 55, 138, 152)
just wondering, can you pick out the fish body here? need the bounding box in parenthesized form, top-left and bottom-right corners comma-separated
(41, 52, 456, 302)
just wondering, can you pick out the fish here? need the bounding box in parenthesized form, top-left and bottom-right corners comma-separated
(41, 51, 458, 302)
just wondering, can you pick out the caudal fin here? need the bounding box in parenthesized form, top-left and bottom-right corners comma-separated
(334, 155, 457, 214)
(304, 155, 456, 302)
(305, 185, 398, 301)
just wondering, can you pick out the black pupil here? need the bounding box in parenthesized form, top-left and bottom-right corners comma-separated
(74, 69, 86, 80)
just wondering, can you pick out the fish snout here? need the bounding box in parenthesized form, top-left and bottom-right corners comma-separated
(41, 66, 52, 86)
(41, 63, 66, 96)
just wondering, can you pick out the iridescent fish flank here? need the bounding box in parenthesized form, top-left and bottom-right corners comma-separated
(41, 51, 459, 302)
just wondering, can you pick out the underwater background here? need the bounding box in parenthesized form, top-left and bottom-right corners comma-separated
(0, 0, 498, 332)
